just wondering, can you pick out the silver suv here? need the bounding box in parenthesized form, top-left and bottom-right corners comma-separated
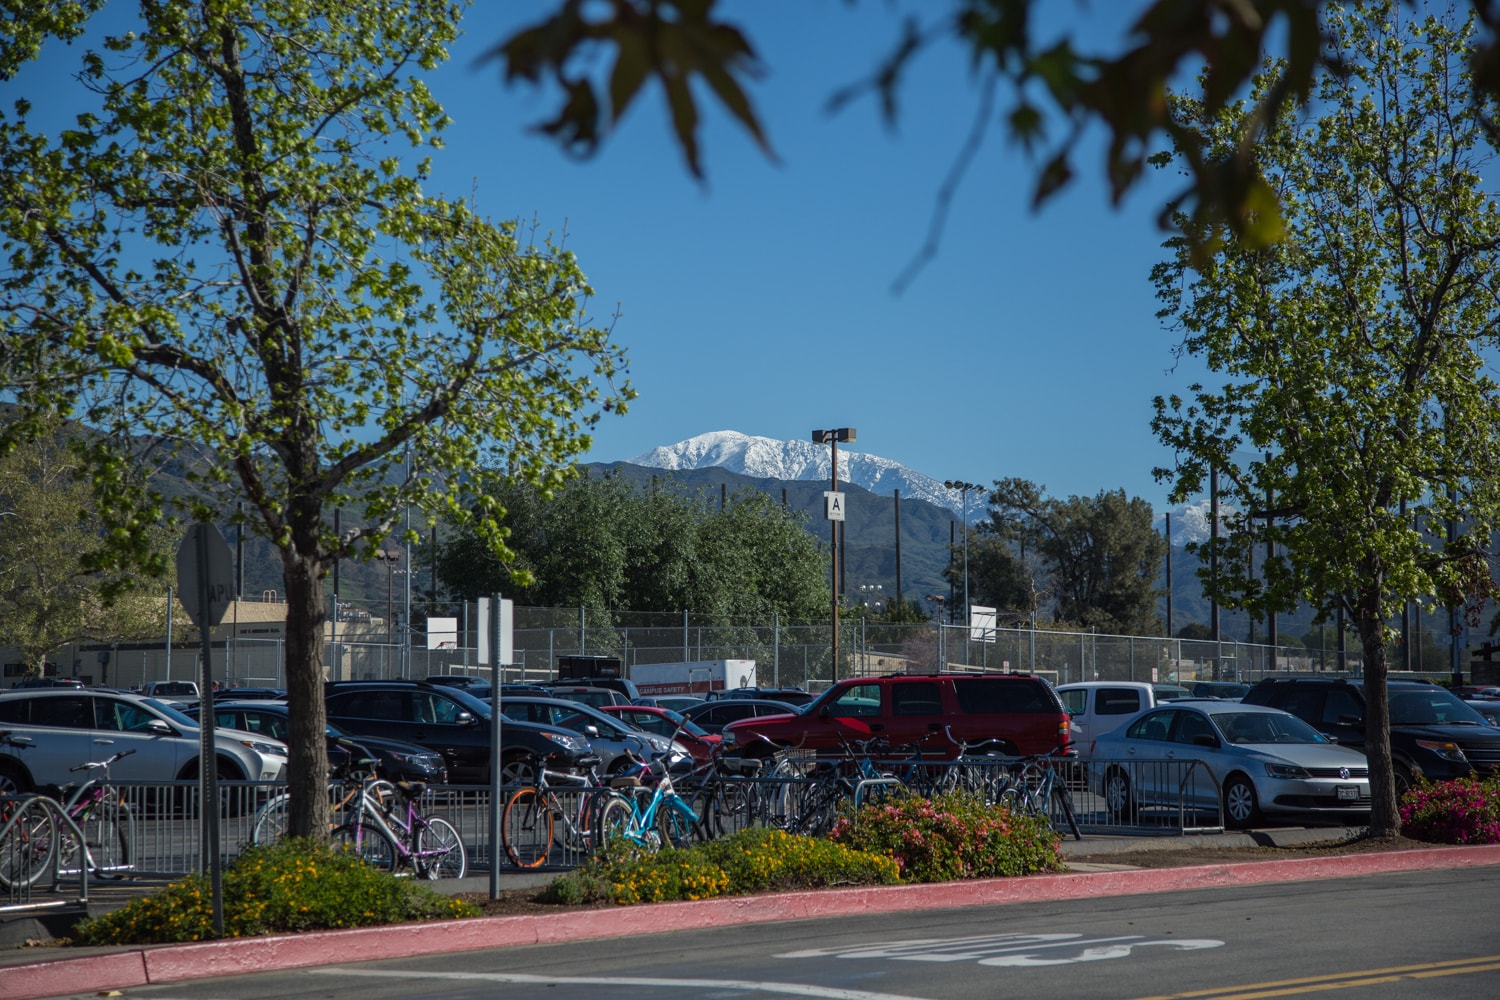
(0, 688, 287, 793)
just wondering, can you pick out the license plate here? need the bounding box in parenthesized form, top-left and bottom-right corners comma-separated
(1336, 785, 1358, 801)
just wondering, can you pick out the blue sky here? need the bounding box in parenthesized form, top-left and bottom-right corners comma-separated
(11, 1, 1201, 512)
(430, 2, 1198, 511)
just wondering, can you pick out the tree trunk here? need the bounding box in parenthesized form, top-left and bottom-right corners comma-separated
(282, 548, 331, 840)
(1355, 586, 1400, 837)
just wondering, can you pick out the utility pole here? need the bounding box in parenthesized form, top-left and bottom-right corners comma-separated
(813, 428, 855, 678)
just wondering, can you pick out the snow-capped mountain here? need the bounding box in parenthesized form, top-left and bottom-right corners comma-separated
(1154, 498, 1234, 547)
(629, 431, 972, 518)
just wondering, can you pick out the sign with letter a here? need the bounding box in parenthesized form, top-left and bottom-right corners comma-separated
(824, 491, 845, 522)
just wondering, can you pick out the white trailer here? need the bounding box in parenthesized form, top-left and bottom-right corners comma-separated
(629, 659, 756, 698)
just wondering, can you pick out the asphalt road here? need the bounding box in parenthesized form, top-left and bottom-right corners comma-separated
(33, 864, 1500, 1000)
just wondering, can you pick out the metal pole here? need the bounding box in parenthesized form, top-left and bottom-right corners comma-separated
(831, 438, 840, 678)
(165, 586, 174, 681)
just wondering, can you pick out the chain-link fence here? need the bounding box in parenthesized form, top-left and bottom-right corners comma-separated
(172, 604, 1405, 692)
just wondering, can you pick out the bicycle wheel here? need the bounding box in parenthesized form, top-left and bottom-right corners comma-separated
(0, 801, 55, 890)
(330, 822, 397, 870)
(592, 793, 634, 850)
(250, 794, 291, 846)
(656, 798, 697, 849)
(502, 787, 553, 869)
(83, 800, 133, 877)
(414, 817, 467, 880)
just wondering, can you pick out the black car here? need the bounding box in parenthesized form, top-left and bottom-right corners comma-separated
(682, 698, 801, 735)
(1243, 677, 1500, 792)
(184, 701, 449, 784)
(705, 686, 817, 707)
(324, 680, 597, 784)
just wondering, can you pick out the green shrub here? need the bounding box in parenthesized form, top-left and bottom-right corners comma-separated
(1400, 773, 1500, 844)
(74, 838, 478, 945)
(828, 789, 1064, 882)
(540, 827, 898, 906)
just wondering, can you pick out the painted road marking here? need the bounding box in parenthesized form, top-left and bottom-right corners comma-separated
(309, 967, 935, 999)
(780, 932, 1224, 967)
(1130, 954, 1500, 999)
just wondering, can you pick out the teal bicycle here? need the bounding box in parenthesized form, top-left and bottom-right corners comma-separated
(593, 750, 700, 852)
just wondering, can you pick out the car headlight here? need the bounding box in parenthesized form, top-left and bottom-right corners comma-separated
(240, 740, 288, 757)
(542, 732, 588, 751)
(1264, 763, 1309, 779)
(1416, 739, 1469, 764)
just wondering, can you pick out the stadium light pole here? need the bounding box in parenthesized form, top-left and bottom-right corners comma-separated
(944, 480, 981, 662)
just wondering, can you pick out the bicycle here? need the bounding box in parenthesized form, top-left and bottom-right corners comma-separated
(45, 749, 137, 881)
(250, 746, 394, 846)
(991, 747, 1083, 840)
(329, 777, 467, 879)
(0, 732, 53, 890)
(592, 749, 700, 852)
(501, 759, 611, 869)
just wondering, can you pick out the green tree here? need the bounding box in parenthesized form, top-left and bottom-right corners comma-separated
(1151, 1, 1500, 835)
(438, 476, 827, 624)
(0, 4, 631, 839)
(0, 418, 168, 674)
(1176, 622, 1213, 641)
(484, 1, 1500, 263)
(985, 479, 1167, 635)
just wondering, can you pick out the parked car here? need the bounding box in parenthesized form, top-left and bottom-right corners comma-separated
(324, 680, 596, 785)
(705, 686, 817, 706)
(499, 696, 691, 774)
(1242, 677, 1500, 793)
(539, 685, 632, 709)
(1057, 681, 1196, 758)
(686, 698, 802, 736)
(546, 676, 643, 702)
(0, 688, 287, 793)
(599, 704, 722, 764)
(1465, 699, 1500, 726)
(424, 674, 491, 691)
(216, 687, 286, 701)
(1093, 700, 1372, 828)
(723, 673, 1074, 758)
(651, 695, 706, 714)
(141, 680, 201, 704)
(11, 676, 85, 689)
(182, 701, 448, 784)
(1191, 681, 1251, 700)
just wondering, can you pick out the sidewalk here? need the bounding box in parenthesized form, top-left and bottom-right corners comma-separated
(6, 830, 1500, 1000)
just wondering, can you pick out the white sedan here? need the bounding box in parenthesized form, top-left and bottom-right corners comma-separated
(1093, 700, 1371, 829)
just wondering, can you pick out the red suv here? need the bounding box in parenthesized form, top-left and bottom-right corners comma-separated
(723, 673, 1072, 757)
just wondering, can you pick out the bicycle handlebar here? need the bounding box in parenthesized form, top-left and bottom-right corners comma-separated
(69, 748, 136, 772)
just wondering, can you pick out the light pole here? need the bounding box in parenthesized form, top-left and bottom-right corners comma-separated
(375, 548, 401, 647)
(813, 427, 856, 678)
(944, 480, 981, 657)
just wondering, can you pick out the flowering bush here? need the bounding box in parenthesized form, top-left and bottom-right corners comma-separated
(541, 827, 898, 906)
(73, 838, 477, 945)
(828, 789, 1064, 882)
(1400, 773, 1500, 844)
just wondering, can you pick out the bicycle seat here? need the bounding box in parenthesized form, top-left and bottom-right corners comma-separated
(608, 775, 641, 788)
(394, 781, 427, 801)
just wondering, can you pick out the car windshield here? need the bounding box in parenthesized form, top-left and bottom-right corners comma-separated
(440, 686, 492, 721)
(1388, 688, 1488, 726)
(145, 699, 197, 726)
(1216, 711, 1330, 744)
(659, 709, 711, 737)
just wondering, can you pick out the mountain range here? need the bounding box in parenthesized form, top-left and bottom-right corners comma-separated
(628, 430, 1217, 544)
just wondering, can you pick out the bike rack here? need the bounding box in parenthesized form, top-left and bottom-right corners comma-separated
(1176, 759, 1224, 835)
(852, 777, 901, 811)
(0, 794, 88, 910)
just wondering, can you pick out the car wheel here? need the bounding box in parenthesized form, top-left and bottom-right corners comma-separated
(1224, 775, 1260, 829)
(1393, 763, 1415, 800)
(500, 754, 538, 787)
(0, 758, 33, 796)
(1103, 768, 1131, 819)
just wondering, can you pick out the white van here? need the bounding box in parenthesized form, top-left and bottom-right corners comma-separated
(1055, 681, 1192, 758)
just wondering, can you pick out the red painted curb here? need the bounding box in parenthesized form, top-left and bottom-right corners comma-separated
(5, 844, 1499, 1000)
